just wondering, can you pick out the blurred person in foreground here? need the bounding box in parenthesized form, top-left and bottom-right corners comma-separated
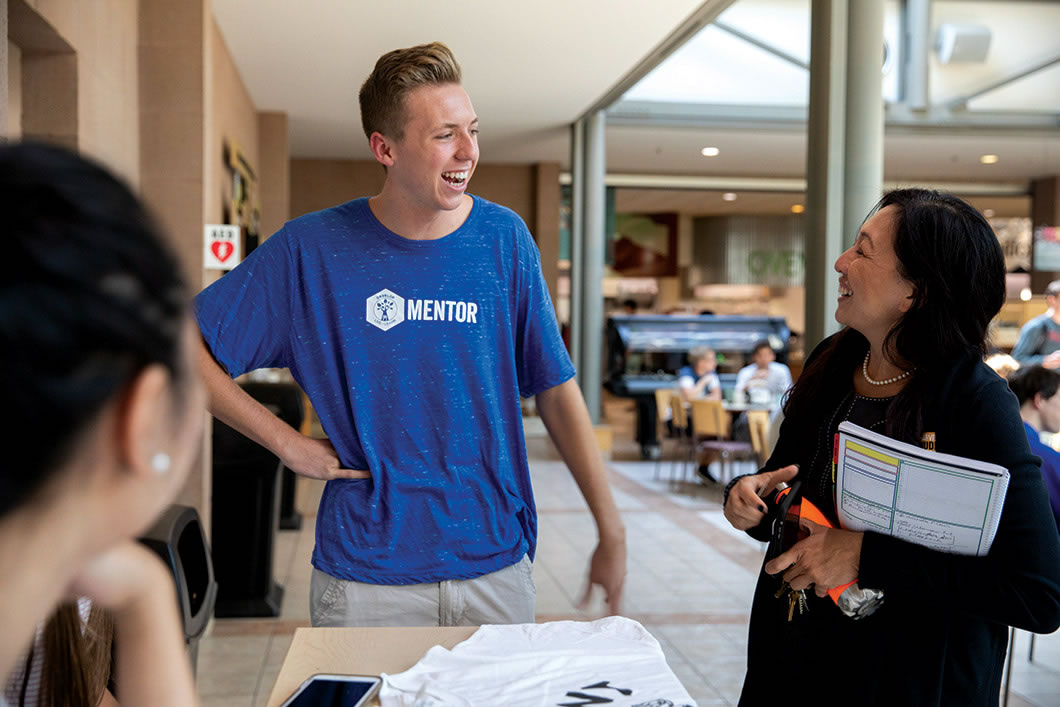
(1008, 365, 1060, 535)
(723, 189, 1060, 706)
(0, 142, 204, 706)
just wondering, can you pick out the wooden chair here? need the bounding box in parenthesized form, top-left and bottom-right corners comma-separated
(747, 410, 771, 468)
(653, 389, 680, 480)
(690, 399, 755, 484)
(669, 395, 695, 483)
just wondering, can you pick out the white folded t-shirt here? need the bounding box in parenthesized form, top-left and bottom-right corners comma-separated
(380, 616, 696, 707)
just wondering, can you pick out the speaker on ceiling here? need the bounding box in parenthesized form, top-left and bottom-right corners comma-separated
(935, 23, 992, 64)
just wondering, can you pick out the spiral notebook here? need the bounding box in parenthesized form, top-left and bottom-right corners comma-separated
(834, 421, 1009, 556)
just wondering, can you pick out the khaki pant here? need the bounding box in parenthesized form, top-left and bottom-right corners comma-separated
(309, 555, 536, 627)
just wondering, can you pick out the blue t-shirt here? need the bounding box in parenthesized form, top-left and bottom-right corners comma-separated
(195, 196, 575, 584)
(1024, 422, 1060, 537)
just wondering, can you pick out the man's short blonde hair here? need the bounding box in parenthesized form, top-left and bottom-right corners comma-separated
(358, 42, 462, 141)
(688, 347, 716, 366)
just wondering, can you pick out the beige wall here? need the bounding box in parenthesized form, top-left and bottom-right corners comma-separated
(290, 158, 384, 221)
(258, 111, 290, 238)
(139, 0, 210, 529)
(17, 0, 139, 184)
(7, 41, 19, 138)
(204, 16, 258, 229)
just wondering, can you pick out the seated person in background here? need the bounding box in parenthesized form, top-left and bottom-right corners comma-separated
(1007, 365, 1060, 534)
(677, 347, 721, 403)
(1011, 279, 1060, 368)
(0, 142, 204, 706)
(733, 340, 793, 406)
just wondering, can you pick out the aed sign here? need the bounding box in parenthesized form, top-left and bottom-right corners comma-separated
(204, 224, 242, 270)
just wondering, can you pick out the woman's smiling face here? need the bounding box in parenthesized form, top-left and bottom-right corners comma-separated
(833, 205, 915, 342)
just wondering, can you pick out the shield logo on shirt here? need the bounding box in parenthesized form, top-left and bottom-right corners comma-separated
(366, 289, 405, 331)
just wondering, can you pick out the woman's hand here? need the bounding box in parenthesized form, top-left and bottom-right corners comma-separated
(70, 541, 200, 706)
(67, 540, 172, 612)
(723, 465, 799, 530)
(765, 518, 863, 597)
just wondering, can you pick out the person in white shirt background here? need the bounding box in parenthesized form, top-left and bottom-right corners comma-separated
(733, 340, 793, 406)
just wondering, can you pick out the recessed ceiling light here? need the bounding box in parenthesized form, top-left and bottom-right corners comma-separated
(791, 204, 805, 214)
(1021, 287, 1033, 302)
(980, 154, 999, 165)
(701, 147, 720, 157)
(722, 192, 737, 201)
(983, 208, 996, 218)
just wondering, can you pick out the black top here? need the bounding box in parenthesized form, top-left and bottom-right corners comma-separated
(737, 335, 1060, 707)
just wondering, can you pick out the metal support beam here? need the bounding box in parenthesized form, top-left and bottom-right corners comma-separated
(714, 20, 809, 70)
(904, 0, 931, 111)
(578, 0, 737, 121)
(804, 0, 848, 351)
(949, 54, 1060, 110)
(843, 0, 886, 254)
(569, 120, 586, 390)
(608, 99, 1060, 134)
(557, 171, 1029, 196)
(581, 111, 607, 423)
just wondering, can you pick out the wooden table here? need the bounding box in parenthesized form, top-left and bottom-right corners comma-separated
(721, 401, 774, 413)
(265, 626, 478, 706)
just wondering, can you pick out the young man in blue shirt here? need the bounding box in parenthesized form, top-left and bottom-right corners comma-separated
(194, 42, 626, 626)
(1008, 365, 1060, 535)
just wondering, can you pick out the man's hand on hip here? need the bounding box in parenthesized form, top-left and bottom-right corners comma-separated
(281, 436, 370, 481)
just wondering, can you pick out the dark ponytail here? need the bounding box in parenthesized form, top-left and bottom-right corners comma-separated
(0, 142, 188, 515)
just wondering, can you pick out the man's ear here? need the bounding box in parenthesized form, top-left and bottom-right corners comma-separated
(1034, 392, 1046, 411)
(369, 132, 397, 168)
(117, 364, 171, 480)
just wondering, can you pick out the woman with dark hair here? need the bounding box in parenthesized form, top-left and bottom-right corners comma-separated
(0, 142, 204, 706)
(723, 189, 1060, 706)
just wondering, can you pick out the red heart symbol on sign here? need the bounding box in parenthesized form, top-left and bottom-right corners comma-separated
(211, 241, 234, 263)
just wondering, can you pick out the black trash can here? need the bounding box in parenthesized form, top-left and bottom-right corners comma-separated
(211, 414, 285, 617)
(139, 504, 217, 673)
(239, 381, 305, 531)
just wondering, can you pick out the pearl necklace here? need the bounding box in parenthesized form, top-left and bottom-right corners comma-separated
(862, 351, 913, 386)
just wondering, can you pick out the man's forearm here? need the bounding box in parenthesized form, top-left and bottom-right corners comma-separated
(196, 333, 303, 459)
(536, 379, 625, 542)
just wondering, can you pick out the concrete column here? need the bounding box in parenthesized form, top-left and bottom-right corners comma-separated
(842, 0, 885, 252)
(904, 0, 931, 111)
(533, 162, 561, 309)
(257, 111, 290, 240)
(139, 0, 211, 536)
(581, 110, 607, 423)
(804, 0, 848, 351)
(569, 120, 586, 387)
(1, 1, 8, 138)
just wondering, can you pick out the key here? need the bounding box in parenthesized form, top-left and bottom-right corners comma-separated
(787, 591, 797, 621)
(775, 581, 791, 599)
(798, 590, 809, 615)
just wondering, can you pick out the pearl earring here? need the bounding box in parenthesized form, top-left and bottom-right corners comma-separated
(151, 452, 171, 474)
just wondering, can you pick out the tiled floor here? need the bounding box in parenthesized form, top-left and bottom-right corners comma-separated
(196, 400, 1060, 706)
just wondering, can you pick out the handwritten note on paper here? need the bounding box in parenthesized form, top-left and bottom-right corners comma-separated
(835, 422, 1009, 557)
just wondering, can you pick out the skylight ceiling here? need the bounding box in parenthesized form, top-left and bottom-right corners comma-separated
(618, 0, 1060, 116)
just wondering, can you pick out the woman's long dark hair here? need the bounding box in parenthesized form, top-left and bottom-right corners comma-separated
(1, 143, 189, 705)
(0, 142, 188, 516)
(784, 189, 1006, 442)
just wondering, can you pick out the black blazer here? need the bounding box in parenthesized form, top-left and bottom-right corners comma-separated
(739, 336, 1060, 707)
